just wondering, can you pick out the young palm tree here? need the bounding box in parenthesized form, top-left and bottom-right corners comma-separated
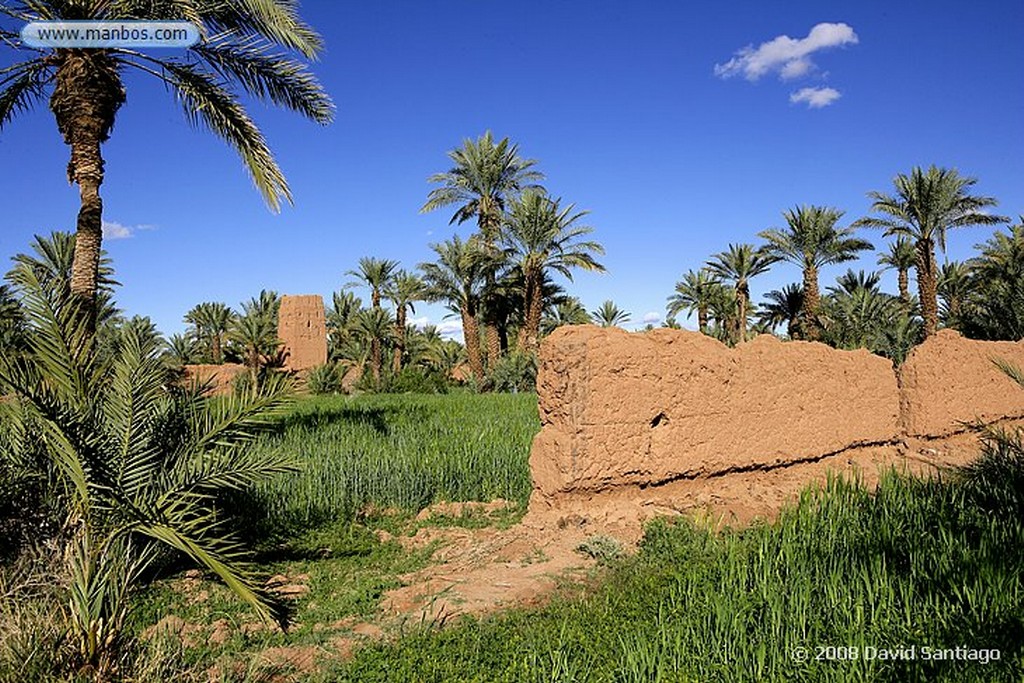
(962, 219, 1024, 340)
(326, 290, 362, 361)
(228, 298, 281, 396)
(184, 301, 234, 364)
(385, 270, 425, 373)
(541, 297, 591, 336)
(937, 260, 972, 329)
(420, 131, 545, 362)
(852, 166, 1007, 336)
(353, 307, 393, 389)
(666, 268, 724, 335)
(757, 283, 805, 338)
(758, 206, 872, 340)
(877, 236, 917, 307)
(705, 243, 779, 343)
(0, 1, 333, 333)
(501, 191, 605, 352)
(0, 268, 295, 675)
(591, 300, 630, 328)
(418, 236, 492, 384)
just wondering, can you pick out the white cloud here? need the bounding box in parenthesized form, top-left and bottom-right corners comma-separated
(410, 316, 431, 329)
(102, 220, 155, 240)
(642, 311, 662, 324)
(714, 22, 858, 82)
(789, 86, 842, 108)
(436, 320, 464, 341)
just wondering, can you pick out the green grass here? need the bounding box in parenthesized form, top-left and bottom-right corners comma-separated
(234, 392, 539, 539)
(320, 471, 1024, 683)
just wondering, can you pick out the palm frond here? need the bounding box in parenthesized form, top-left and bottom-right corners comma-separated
(192, 33, 333, 123)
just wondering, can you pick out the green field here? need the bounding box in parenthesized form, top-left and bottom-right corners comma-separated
(240, 392, 539, 537)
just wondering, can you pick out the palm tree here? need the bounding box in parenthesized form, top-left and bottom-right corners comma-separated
(385, 270, 425, 373)
(0, 267, 295, 675)
(228, 299, 281, 397)
(937, 260, 973, 329)
(758, 284, 805, 338)
(420, 131, 545, 362)
(666, 268, 724, 335)
(821, 269, 908, 355)
(421, 131, 544, 242)
(591, 300, 630, 328)
(1, 1, 333, 333)
(705, 243, 779, 343)
(877, 236, 917, 307)
(354, 307, 393, 389)
(326, 290, 362, 361)
(164, 332, 199, 366)
(184, 301, 234, 364)
(541, 297, 591, 336)
(347, 257, 398, 309)
(962, 219, 1024, 340)
(418, 236, 492, 384)
(6, 231, 121, 331)
(347, 257, 398, 379)
(758, 206, 872, 340)
(501, 191, 605, 352)
(852, 166, 1007, 336)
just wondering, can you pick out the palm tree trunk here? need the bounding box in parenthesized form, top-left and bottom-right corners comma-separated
(371, 340, 382, 388)
(212, 334, 223, 365)
(520, 271, 544, 353)
(801, 266, 821, 341)
(461, 305, 485, 383)
(53, 50, 125, 337)
(917, 240, 939, 337)
(393, 308, 406, 374)
(897, 268, 910, 307)
(697, 306, 708, 335)
(736, 287, 748, 343)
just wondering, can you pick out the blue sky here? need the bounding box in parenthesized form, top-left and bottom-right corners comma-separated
(2, 1, 1022, 339)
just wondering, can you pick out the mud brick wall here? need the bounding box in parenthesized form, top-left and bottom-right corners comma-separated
(182, 364, 246, 396)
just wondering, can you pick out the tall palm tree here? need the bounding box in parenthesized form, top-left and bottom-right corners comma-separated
(758, 206, 872, 340)
(184, 301, 234, 364)
(420, 131, 545, 362)
(591, 300, 630, 328)
(418, 236, 492, 384)
(347, 257, 398, 309)
(501, 190, 605, 352)
(0, 1, 334, 333)
(757, 283, 805, 338)
(852, 166, 1007, 336)
(0, 267, 295, 675)
(385, 270, 425, 373)
(877, 236, 917, 307)
(705, 243, 778, 343)
(666, 268, 723, 335)
(353, 307, 393, 389)
(347, 257, 398, 377)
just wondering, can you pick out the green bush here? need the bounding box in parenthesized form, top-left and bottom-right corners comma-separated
(488, 351, 537, 393)
(306, 362, 344, 395)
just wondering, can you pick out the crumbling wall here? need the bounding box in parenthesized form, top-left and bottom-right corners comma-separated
(278, 295, 327, 373)
(182, 364, 246, 396)
(899, 329, 1024, 437)
(530, 327, 900, 499)
(526, 326, 1024, 525)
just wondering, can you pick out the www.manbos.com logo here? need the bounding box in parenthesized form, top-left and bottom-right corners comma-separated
(21, 21, 200, 48)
